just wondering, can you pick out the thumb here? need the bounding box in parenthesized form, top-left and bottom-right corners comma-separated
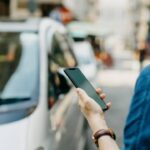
(77, 88, 89, 102)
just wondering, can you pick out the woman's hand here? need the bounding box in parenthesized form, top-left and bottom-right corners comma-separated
(77, 88, 120, 150)
(76, 88, 111, 133)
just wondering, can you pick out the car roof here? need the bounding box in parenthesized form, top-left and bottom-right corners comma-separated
(67, 21, 112, 37)
(0, 18, 41, 32)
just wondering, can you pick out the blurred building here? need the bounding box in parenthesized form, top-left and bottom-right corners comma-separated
(140, 0, 150, 40)
(134, 0, 150, 49)
(10, 0, 39, 18)
(0, 0, 10, 16)
(0, 0, 67, 19)
(64, 0, 100, 21)
(128, 0, 141, 50)
(0, 0, 99, 22)
(10, 0, 62, 19)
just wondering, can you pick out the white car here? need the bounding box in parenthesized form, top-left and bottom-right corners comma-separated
(0, 18, 86, 150)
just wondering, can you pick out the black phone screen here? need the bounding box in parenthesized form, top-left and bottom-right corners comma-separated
(64, 68, 107, 111)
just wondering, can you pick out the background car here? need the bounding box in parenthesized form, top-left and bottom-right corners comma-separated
(67, 21, 114, 67)
(72, 40, 99, 81)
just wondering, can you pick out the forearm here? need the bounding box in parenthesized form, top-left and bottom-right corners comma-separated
(98, 136, 119, 150)
(88, 115, 120, 150)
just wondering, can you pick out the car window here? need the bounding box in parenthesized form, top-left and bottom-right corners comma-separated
(0, 32, 39, 104)
(50, 31, 77, 67)
(46, 31, 77, 108)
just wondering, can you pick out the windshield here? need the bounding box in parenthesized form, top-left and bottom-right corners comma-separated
(0, 32, 39, 105)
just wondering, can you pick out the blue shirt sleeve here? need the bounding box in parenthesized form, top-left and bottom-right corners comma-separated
(124, 65, 150, 150)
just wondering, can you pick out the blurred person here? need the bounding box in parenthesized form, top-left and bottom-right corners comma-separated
(145, 31, 150, 61)
(137, 41, 147, 71)
(76, 64, 150, 150)
(49, 3, 73, 24)
(87, 35, 114, 67)
(49, 4, 62, 23)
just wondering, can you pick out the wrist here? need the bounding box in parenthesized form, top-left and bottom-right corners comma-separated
(93, 128, 116, 147)
(87, 114, 108, 133)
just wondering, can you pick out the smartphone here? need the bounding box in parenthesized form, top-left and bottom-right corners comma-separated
(64, 68, 108, 111)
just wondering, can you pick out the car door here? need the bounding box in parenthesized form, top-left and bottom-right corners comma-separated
(46, 29, 87, 150)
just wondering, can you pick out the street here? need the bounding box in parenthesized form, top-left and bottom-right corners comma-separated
(98, 69, 138, 147)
